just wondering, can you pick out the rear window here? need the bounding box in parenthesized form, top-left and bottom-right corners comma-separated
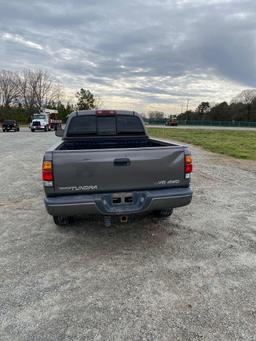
(67, 116, 97, 136)
(67, 115, 145, 137)
(98, 117, 116, 135)
(117, 116, 144, 134)
(3, 120, 15, 124)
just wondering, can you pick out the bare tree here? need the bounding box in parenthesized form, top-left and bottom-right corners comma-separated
(0, 70, 19, 107)
(16, 69, 62, 110)
(33, 70, 61, 107)
(231, 89, 256, 104)
(94, 96, 104, 109)
(16, 70, 35, 109)
(45, 82, 63, 106)
(148, 111, 165, 120)
(231, 89, 256, 121)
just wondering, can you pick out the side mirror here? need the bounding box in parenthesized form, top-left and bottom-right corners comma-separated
(55, 128, 64, 137)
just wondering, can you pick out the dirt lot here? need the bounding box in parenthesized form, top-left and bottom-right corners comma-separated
(0, 129, 256, 341)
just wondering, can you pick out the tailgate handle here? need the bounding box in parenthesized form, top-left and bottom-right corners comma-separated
(114, 158, 131, 166)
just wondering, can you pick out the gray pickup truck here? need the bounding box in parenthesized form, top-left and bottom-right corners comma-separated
(42, 110, 192, 226)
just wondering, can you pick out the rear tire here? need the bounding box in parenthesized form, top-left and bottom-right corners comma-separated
(53, 216, 73, 226)
(44, 125, 48, 132)
(31, 128, 35, 132)
(153, 209, 173, 218)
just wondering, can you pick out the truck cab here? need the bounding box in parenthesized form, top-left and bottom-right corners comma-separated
(31, 113, 49, 132)
(30, 109, 61, 132)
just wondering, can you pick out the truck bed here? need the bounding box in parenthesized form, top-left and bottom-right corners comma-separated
(56, 137, 174, 150)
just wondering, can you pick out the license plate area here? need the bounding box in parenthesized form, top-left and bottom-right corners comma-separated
(112, 192, 133, 205)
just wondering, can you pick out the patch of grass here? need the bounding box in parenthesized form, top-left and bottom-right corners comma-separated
(148, 128, 256, 160)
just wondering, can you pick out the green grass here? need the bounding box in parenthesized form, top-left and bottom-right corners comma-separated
(148, 128, 256, 160)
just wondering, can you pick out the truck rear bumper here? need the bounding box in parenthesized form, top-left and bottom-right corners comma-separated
(44, 187, 192, 216)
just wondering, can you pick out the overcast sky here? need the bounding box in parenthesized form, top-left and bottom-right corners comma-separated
(0, 0, 255, 113)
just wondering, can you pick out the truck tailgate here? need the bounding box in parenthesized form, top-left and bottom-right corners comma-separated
(52, 147, 186, 194)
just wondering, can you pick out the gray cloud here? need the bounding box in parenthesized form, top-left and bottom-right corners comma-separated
(0, 0, 255, 112)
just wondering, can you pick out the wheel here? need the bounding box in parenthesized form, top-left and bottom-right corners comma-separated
(44, 125, 48, 132)
(31, 128, 35, 132)
(153, 209, 173, 218)
(53, 216, 73, 226)
(2, 129, 5, 132)
(17, 128, 20, 132)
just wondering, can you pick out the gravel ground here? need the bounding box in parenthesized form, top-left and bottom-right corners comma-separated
(0, 128, 256, 341)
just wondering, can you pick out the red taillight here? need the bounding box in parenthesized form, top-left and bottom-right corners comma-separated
(96, 110, 116, 116)
(185, 155, 193, 174)
(43, 170, 53, 181)
(42, 161, 53, 181)
(185, 163, 193, 173)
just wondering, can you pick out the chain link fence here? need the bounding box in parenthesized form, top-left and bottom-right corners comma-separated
(146, 118, 256, 128)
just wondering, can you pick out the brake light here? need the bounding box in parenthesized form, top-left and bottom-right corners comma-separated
(185, 155, 193, 174)
(96, 110, 116, 116)
(42, 161, 53, 182)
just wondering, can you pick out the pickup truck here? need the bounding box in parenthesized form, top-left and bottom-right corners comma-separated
(42, 110, 192, 226)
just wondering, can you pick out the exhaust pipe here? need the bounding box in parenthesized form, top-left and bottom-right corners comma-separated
(120, 215, 128, 223)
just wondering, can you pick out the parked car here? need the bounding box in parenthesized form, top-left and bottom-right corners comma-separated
(2, 120, 20, 132)
(42, 110, 192, 226)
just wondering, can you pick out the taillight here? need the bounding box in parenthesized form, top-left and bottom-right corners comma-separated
(96, 110, 116, 116)
(185, 155, 193, 175)
(42, 161, 53, 183)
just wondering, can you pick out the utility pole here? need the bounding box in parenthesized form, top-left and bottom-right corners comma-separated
(186, 99, 190, 112)
(186, 99, 190, 123)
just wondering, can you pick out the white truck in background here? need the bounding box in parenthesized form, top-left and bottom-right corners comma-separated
(30, 109, 62, 132)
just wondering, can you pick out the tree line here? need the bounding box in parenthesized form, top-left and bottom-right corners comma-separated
(1, 68, 256, 124)
(0, 69, 98, 123)
(135, 90, 256, 123)
(178, 90, 256, 122)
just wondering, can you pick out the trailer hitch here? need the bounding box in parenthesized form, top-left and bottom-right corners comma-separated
(103, 216, 112, 228)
